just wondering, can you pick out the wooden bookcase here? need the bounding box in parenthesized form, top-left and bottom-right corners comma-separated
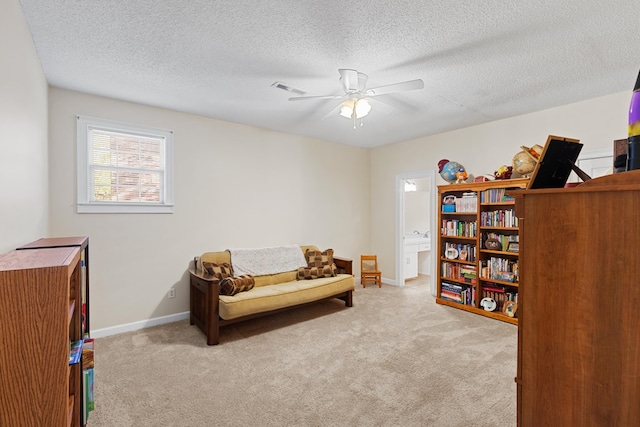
(436, 178, 528, 324)
(513, 172, 640, 426)
(0, 237, 90, 427)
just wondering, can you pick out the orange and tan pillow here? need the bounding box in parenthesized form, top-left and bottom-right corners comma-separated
(219, 275, 255, 296)
(297, 264, 337, 280)
(305, 248, 334, 268)
(298, 248, 337, 279)
(202, 261, 233, 279)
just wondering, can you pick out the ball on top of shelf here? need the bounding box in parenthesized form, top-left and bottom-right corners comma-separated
(438, 159, 467, 184)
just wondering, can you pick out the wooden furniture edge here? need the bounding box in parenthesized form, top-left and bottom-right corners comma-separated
(333, 256, 353, 275)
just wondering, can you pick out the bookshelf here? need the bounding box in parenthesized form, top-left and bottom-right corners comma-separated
(436, 178, 528, 324)
(0, 237, 91, 427)
(513, 171, 640, 426)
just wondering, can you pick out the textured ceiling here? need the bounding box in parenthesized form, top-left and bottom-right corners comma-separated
(18, 0, 640, 148)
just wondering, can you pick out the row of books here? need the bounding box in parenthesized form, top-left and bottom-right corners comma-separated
(441, 262, 477, 283)
(480, 188, 516, 203)
(441, 282, 476, 305)
(482, 284, 518, 311)
(480, 257, 519, 283)
(441, 219, 477, 237)
(68, 336, 95, 423)
(480, 209, 518, 228)
(448, 192, 478, 212)
(82, 337, 95, 423)
(482, 232, 518, 251)
(444, 242, 477, 262)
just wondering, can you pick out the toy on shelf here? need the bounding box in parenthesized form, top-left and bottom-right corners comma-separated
(494, 165, 513, 180)
(438, 159, 467, 184)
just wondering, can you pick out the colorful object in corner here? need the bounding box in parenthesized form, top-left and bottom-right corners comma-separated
(627, 69, 640, 171)
(494, 165, 513, 180)
(438, 159, 467, 184)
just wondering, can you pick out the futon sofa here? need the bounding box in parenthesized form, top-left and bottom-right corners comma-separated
(189, 245, 354, 345)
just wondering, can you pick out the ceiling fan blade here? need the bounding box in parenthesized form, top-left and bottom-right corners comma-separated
(366, 97, 396, 115)
(321, 103, 342, 120)
(338, 69, 359, 92)
(288, 94, 344, 101)
(367, 79, 424, 96)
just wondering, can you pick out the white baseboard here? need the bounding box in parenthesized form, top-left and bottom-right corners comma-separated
(357, 277, 398, 286)
(90, 311, 190, 339)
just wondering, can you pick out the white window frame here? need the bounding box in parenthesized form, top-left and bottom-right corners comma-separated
(76, 115, 174, 213)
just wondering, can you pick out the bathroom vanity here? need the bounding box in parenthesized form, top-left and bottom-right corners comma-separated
(404, 233, 431, 280)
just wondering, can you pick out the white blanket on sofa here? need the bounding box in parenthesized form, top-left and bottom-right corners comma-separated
(229, 245, 307, 276)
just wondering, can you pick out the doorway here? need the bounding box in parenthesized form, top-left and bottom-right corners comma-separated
(395, 170, 437, 295)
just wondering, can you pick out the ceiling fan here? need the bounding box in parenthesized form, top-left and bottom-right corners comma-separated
(288, 69, 424, 127)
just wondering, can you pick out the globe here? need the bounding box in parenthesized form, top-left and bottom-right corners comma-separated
(512, 145, 542, 176)
(512, 151, 537, 176)
(438, 160, 466, 183)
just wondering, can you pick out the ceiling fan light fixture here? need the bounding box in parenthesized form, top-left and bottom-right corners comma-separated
(339, 99, 355, 118)
(354, 99, 371, 118)
(339, 98, 371, 119)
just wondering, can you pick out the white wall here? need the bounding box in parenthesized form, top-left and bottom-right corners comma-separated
(371, 91, 630, 279)
(0, 0, 49, 253)
(48, 88, 371, 330)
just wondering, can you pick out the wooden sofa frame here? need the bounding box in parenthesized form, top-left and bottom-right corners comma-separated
(189, 257, 353, 345)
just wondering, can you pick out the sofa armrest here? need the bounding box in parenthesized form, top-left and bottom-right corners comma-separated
(189, 267, 221, 345)
(334, 256, 352, 275)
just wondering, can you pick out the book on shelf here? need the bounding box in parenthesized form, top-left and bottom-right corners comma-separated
(480, 209, 518, 228)
(482, 283, 518, 311)
(452, 193, 477, 212)
(480, 188, 517, 203)
(82, 337, 94, 370)
(83, 367, 95, 419)
(69, 340, 83, 365)
(441, 282, 475, 305)
(441, 262, 477, 284)
(480, 257, 519, 282)
(441, 219, 477, 237)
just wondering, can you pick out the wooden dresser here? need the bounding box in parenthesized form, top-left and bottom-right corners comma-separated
(513, 172, 640, 426)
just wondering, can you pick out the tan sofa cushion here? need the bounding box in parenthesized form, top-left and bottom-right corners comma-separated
(219, 274, 354, 320)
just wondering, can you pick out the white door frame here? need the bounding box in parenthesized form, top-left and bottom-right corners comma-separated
(395, 170, 437, 295)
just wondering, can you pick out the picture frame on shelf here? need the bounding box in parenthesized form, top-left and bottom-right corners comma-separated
(507, 242, 519, 253)
(503, 301, 518, 318)
(485, 238, 502, 251)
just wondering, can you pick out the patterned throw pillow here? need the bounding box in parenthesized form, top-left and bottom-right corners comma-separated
(202, 262, 233, 279)
(297, 264, 337, 280)
(305, 249, 334, 268)
(219, 275, 255, 296)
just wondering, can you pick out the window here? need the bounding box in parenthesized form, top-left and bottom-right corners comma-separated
(77, 116, 174, 213)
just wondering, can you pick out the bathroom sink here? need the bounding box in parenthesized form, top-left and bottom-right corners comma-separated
(404, 235, 430, 245)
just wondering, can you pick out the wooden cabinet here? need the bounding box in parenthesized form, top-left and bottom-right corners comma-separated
(436, 178, 528, 324)
(0, 237, 90, 427)
(513, 172, 640, 426)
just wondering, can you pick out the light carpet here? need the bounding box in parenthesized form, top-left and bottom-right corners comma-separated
(87, 279, 517, 427)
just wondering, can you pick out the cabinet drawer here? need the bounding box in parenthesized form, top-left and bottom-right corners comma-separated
(418, 243, 431, 251)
